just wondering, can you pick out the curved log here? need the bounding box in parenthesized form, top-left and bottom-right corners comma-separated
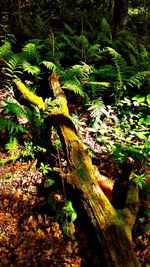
(49, 72, 140, 267)
(14, 74, 140, 266)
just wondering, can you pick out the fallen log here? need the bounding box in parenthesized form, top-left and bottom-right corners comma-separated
(14, 75, 140, 266)
(49, 72, 140, 267)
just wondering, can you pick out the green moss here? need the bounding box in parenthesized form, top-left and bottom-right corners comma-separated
(14, 78, 45, 111)
(76, 166, 87, 182)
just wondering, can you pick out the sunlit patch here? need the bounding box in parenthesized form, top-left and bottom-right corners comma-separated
(92, 184, 102, 195)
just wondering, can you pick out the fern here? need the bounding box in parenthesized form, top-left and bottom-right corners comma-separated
(22, 43, 40, 63)
(1, 98, 27, 118)
(62, 79, 84, 97)
(5, 137, 18, 154)
(139, 44, 149, 59)
(76, 35, 90, 49)
(88, 98, 105, 124)
(64, 23, 75, 35)
(62, 66, 83, 81)
(127, 71, 150, 88)
(106, 47, 127, 102)
(3, 54, 23, 79)
(106, 47, 126, 68)
(121, 39, 139, 56)
(63, 62, 93, 81)
(97, 65, 116, 79)
(87, 44, 102, 61)
(0, 117, 28, 135)
(41, 61, 58, 71)
(23, 61, 40, 75)
(60, 33, 77, 50)
(128, 54, 137, 66)
(100, 17, 112, 39)
(0, 41, 13, 59)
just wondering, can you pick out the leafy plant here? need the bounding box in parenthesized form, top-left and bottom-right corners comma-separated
(5, 137, 18, 155)
(21, 141, 36, 159)
(63, 200, 77, 222)
(39, 162, 52, 175)
(131, 173, 147, 189)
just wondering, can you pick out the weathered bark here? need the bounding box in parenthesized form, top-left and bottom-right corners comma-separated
(49, 72, 140, 267)
(14, 75, 140, 266)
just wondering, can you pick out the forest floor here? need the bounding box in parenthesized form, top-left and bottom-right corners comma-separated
(0, 149, 149, 267)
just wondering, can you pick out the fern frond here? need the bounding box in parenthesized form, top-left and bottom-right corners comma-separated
(28, 104, 42, 129)
(121, 40, 138, 56)
(1, 98, 27, 118)
(23, 61, 40, 75)
(0, 42, 13, 59)
(22, 43, 37, 55)
(87, 44, 101, 59)
(0, 117, 28, 134)
(106, 47, 126, 68)
(63, 66, 83, 80)
(22, 43, 40, 62)
(76, 35, 90, 48)
(97, 65, 116, 79)
(63, 62, 93, 81)
(3, 54, 23, 79)
(62, 79, 84, 97)
(88, 98, 105, 120)
(128, 54, 137, 66)
(5, 137, 18, 153)
(41, 61, 57, 71)
(139, 44, 149, 59)
(64, 23, 75, 35)
(100, 17, 111, 35)
(60, 33, 75, 47)
(127, 71, 150, 88)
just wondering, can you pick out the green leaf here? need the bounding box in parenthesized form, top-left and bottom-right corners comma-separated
(88, 81, 110, 87)
(146, 94, 150, 105)
(132, 95, 145, 103)
(133, 132, 147, 140)
(70, 211, 77, 222)
(64, 200, 73, 210)
(44, 178, 55, 188)
(144, 140, 150, 149)
(123, 145, 142, 154)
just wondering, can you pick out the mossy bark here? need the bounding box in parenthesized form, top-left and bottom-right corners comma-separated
(15, 74, 140, 266)
(50, 72, 140, 267)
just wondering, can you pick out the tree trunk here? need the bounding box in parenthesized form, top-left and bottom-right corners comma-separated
(14, 75, 140, 266)
(112, 0, 129, 30)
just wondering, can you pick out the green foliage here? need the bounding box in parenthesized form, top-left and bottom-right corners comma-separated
(0, 41, 13, 59)
(5, 137, 18, 154)
(23, 62, 40, 75)
(88, 98, 105, 127)
(39, 162, 52, 175)
(63, 200, 77, 222)
(132, 173, 147, 189)
(1, 98, 26, 118)
(21, 141, 36, 159)
(41, 61, 58, 71)
(0, 117, 28, 137)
